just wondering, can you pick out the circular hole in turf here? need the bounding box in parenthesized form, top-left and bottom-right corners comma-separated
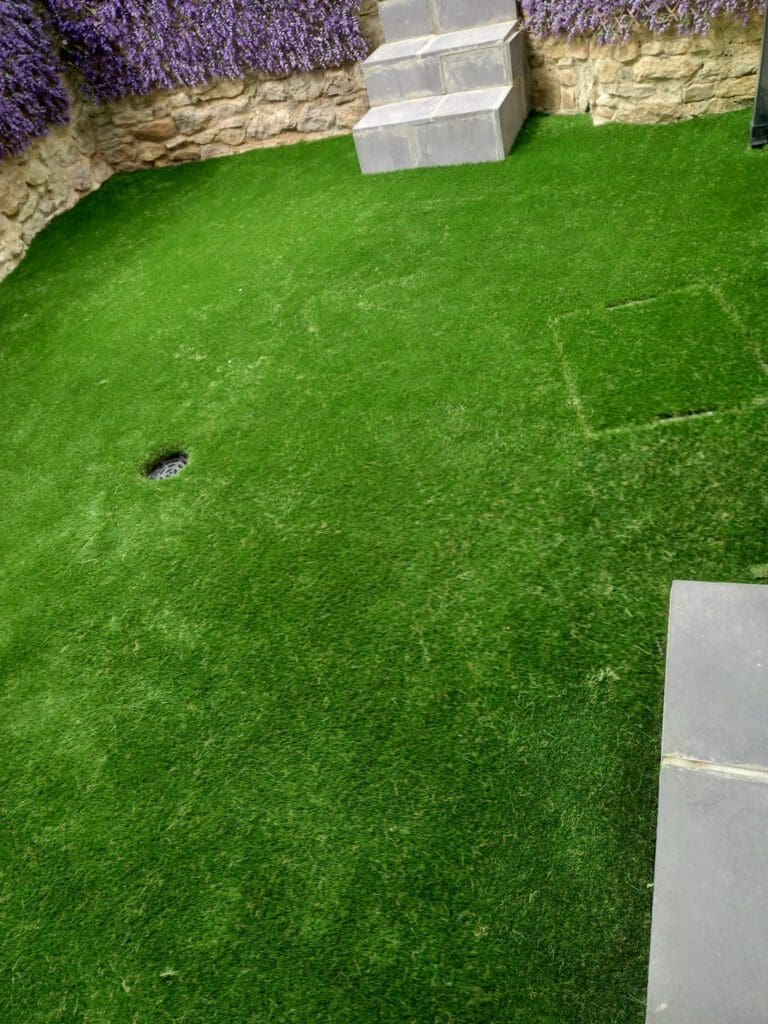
(144, 451, 189, 481)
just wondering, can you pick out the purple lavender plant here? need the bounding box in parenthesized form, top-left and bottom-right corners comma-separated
(520, 0, 762, 43)
(0, 0, 69, 160)
(43, 0, 369, 103)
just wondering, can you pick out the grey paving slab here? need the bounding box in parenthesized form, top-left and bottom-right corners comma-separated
(363, 53, 443, 106)
(417, 108, 502, 166)
(646, 763, 768, 1024)
(438, 33, 514, 94)
(498, 69, 528, 152)
(353, 124, 417, 174)
(423, 20, 517, 54)
(364, 23, 520, 107)
(435, 84, 509, 118)
(363, 35, 433, 65)
(663, 580, 768, 770)
(354, 84, 527, 173)
(379, 0, 435, 42)
(432, 0, 518, 32)
(354, 94, 440, 130)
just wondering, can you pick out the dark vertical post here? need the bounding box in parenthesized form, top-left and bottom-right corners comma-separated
(750, 1, 768, 147)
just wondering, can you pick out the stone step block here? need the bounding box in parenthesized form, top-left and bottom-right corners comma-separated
(363, 22, 521, 107)
(353, 83, 527, 174)
(432, 0, 518, 33)
(646, 581, 768, 1024)
(378, 0, 434, 43)
(378, 0, 519, 42)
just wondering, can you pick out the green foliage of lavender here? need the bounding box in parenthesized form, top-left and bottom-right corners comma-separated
(44, 0, 369, 103)
(0, 0, 69, 161)
(521, 0, 762, 42)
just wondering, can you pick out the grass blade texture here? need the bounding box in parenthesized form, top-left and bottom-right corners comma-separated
(0, 109, 767, 1023)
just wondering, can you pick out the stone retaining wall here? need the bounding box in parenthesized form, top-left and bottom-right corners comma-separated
(0, 0, 381, 282)
(528, 16, 762, 125)
(0, 3, 762, 282)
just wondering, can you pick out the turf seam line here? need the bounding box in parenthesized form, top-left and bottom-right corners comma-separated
(549, 316, 595, 440)
(663, 754, 768, 784)
(552, 281, 709, 326)
(709, 283, 768, 377)
(595, 395, 768, 437)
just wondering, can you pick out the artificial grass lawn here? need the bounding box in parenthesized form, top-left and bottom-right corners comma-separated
(0, 109, 766, 1024)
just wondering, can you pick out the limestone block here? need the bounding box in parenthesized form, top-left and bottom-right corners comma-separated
(174, 107, 213, 134)
(259, 80, 291, 102)
(712, 76, 756, 100)
(25, 159, 49, 186)
(289, 72, 325, 102)
(594, 57, 622, 82)
(335, 97, 370, 129)
(592, 106, 617, 125)
(133, 118, 177, 141)
(211, 97, 251, 116)
(218, 127, 247, 146)
(634, 55, 703, 82)
(111, 110, 140, 126)
(191, 129, 219, 145)
(214, 115, 247, 133)
(136, 142, 168, 162)
(201, 144, 232, 160)
(325, 70, 358, 97)
(247, 108, 291, 139)
(71, 162, 94, 191)
(168, 144, 202, 162)
(203, 79, 245, 99)
(610, 40, 641, 63)
(17, 195, 38, 222)
(296, 104, 336, 133)
(0, 179, 28, 217)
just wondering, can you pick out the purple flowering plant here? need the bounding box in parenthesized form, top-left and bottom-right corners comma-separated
(43, 0, 369, 103)
(520, 0, 762, 43)
(1, 0, 762, 160)
(0, 0, 69, 160)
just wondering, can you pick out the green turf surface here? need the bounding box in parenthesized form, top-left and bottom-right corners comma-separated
(0, 109, 766, 1023)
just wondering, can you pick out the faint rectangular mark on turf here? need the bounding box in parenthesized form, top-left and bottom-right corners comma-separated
(550, 315, 594, 438)
(551, 284, 768, 434)
(708, 284, 768, 377)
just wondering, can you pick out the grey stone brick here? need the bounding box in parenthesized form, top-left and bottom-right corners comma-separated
(378, 0, 435, 43)
(432, 0, 518, 33)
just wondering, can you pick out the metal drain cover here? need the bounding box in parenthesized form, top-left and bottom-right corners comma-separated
(145, 451, 189, 480)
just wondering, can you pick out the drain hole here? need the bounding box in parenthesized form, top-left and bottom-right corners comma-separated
(655, 408, 714, 422)
(144, 451, 189, 480)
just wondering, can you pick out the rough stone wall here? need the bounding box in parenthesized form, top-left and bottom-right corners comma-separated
(0, 96, 109, 278)
(528, 16, 762, 125)
(0, 0, 382, 283)
(92, 65, 369, 171)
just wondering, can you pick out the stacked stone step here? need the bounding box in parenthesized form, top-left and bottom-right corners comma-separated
(354, 0, 528, 174)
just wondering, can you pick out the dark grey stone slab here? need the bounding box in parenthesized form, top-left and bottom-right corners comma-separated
(646, 763, 768, 1024)
(663, 581, 768, 770)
